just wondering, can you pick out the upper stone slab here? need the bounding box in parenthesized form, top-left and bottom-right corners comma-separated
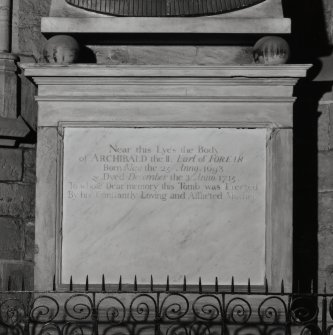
(44, 0, 289, 35)
(49, 0, 284, 17)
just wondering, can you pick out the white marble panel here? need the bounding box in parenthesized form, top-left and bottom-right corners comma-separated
(62, 128, 266, 285)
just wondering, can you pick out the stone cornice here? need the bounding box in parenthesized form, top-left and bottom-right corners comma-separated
(21, 64, 311, 79)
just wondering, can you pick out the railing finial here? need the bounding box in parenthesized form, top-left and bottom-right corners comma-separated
(118, 275, 122, 292)
(166, 275, 170, 292)
(70, 276, 73, 291)
(134, 275, 138, 291)
(102, 274, 106, 292)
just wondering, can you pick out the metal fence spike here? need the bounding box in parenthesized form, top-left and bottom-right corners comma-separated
(183, 276, 187, 292)
(199, 277, 202, 293)
(102, 274, 106, 292)
(134, 275, 138, 291)
(247, 278, 251, 294)
(166, 275, 170, 292)
(231, 276, 234, 294)
(85, 275, 89, 291)
(281, 279, 284, 295)
(215, 277, 218, 293)
(70, 276, 73, 291)
(265, 277, 268, 294)
(151, 275, 154, 291)
(53, 274, 56, 291)
(119, 276, 122, 291)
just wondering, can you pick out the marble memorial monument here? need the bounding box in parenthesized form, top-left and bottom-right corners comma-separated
(22, 0, 310, 291)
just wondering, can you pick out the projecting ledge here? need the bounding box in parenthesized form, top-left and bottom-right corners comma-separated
(41, 17, 291, 35)
(20, 64, 311, 79)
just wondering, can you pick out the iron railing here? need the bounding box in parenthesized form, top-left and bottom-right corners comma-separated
(0, 277, 332, 335)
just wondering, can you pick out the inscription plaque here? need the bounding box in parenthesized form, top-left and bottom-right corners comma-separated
(61, 127, 267, 285)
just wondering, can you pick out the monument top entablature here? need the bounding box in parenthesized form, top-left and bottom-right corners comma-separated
(43, 0, 290, 35)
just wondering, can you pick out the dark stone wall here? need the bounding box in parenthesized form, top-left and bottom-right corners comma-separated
(0, 147, 36, 290)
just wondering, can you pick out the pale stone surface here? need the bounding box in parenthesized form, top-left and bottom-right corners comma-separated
(318, 151, 333, 191)
(93, 46, 253, 65)
(62, 127, 266, 285)
(21, 63, 310, 78)
(318, 192, 333, 292)
(23, 64, 306, 291)
(41, 17, 291, 34)
(0, 148, 22, 181)
(318, 104, 331, 151)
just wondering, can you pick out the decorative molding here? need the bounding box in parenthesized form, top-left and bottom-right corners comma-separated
(35, 96, 297, 103)
(21, 64, 310, 78)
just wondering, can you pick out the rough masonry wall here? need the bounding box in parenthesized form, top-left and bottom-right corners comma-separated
(316, 0, 333, 293)
(0, 147, 36, 290)
(0, 0, 51, 290)
(318, 98, 333, 292)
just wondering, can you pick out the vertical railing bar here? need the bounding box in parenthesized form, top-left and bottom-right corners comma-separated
(24, 291, 33, 335)
(156, 292, 160, 335)
(322, 293, 327, 335)
(221, 292, 226, 335)
(93, 292, 99, 335)
(286, 292, 292, 335)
